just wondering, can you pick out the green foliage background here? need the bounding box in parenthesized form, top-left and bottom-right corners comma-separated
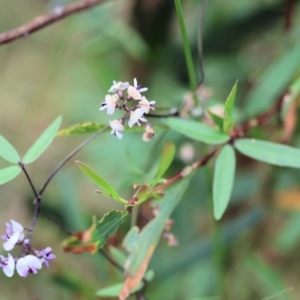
(1, 0, 300, 299)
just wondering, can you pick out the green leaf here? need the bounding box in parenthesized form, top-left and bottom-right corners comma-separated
(62, 210, 128, 254)
(153, 142, 176, 186)
(22, 116, 62, 164)
(0, 166, 21, 185)
(223, 80, 238, 133)
(213, 145, 236, 220)
(76, 161, 127, 204)
(235, 138, 300, 168)
(163, 117, 230, 145)
(120, 178, 190, 299)
(207, 110, 224, 130)
(245, 42, 300, 117)
(0, 135, 20, 163)
(174, 0, 197, 93)
(57, 122, 107, 136)
(96, 270, 154, 297)
(57, 121, 166, 136)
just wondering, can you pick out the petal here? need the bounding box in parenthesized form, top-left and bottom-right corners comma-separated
(10, 220, 24, 233)
(133, 78, 138, 87)
(127, 86, 142, 100)
(110, 120, 124, 131)
(115, 131, 123, 140)
(26, 255, 42, 269)
(139, 87, 148, 93)
(3, 254, 15, 277)
(106, 106, 115, 115)
(16, 257, 28, 277)
(3, 232, 20, 251)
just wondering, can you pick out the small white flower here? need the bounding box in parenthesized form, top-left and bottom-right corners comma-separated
(133, 78, 148, 93)
(0, 253, 15, 277)
(128, 108, 147, 128)
(127, 86, 142, 100)
(99, 94, 119, 115)
(108, 81, 129, 93)
(127, 78, 148, 100)
(16, 255, 42, 277)
(109, 120, 125, 140)
(142, 124, 156, 142)
(2, 220, 24, 251)
(138, 96, 156, 114)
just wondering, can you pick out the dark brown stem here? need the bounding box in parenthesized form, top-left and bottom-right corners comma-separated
(0, 0, 104, 46)
(231, 93, 285, 140)
(154, 147, 218, 191)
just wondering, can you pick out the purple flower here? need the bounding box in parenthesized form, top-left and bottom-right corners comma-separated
(0, 253, 15, 277)
(16, 255, 42, 277)
(2, 220, 24, 251)
(35, 247, 56, 268)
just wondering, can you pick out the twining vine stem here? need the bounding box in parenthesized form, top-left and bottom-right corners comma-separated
(0, 0, 104, 46)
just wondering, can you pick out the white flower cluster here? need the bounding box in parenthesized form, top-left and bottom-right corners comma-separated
(0, 220, 55, 277)
(99, 78, 156, 141)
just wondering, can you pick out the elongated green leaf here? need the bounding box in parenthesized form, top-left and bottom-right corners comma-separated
(163, 118, 230, 145)
(96, 270, 154, 297)
(120, 178, 190, 299)
(63, 210, 128, 254)
(245, 42, 300, 117)
(0, 166, 21, 185)
(57, 122, 166, 136)
(223, 80, 238, 133)
(57, 122, 107, 136)
(235, 139, 300, 168)
(23, 116, 62, 164)
(76, 161, 127, 204)
(0, 135, 20, 163)
(153, 142, 175, 185)
(213, 145, 236, 220)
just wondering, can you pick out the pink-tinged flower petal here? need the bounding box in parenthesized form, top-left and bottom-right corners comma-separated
(16, 255, 42, 277)
(109, 120, 125, 140)
(138, 97, 156, 114)
(127, 86, 142, 100)
(128, 108, 147, 127)
(99, 94, 119, 115)
(0, 253, 15, 277)
(143, 124, 156, 142)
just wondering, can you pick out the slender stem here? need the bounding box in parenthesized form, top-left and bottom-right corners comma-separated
(174, 0, 197, 104)
(197, 0, 208, 88)
(98, 249, 124, 272)
(19, 162, 41, 241)
(38, 126, 108, 196)
(19, 162, 39, 200)
(26, 126, 108, 239)
(39, 210, 73, 235)
(131, 207, 139, 228)
(0, 0, 104, 46)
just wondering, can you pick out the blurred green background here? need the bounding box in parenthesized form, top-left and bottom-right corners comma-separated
(1, 0, 300, 299)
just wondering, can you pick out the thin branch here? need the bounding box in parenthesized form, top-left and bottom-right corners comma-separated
(38, 126, 108, 196)
(231, 93, 285, 139)
(0, 0, 104, 46)
(98, 249, 124, 272)
(19, 162, 39, 200)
